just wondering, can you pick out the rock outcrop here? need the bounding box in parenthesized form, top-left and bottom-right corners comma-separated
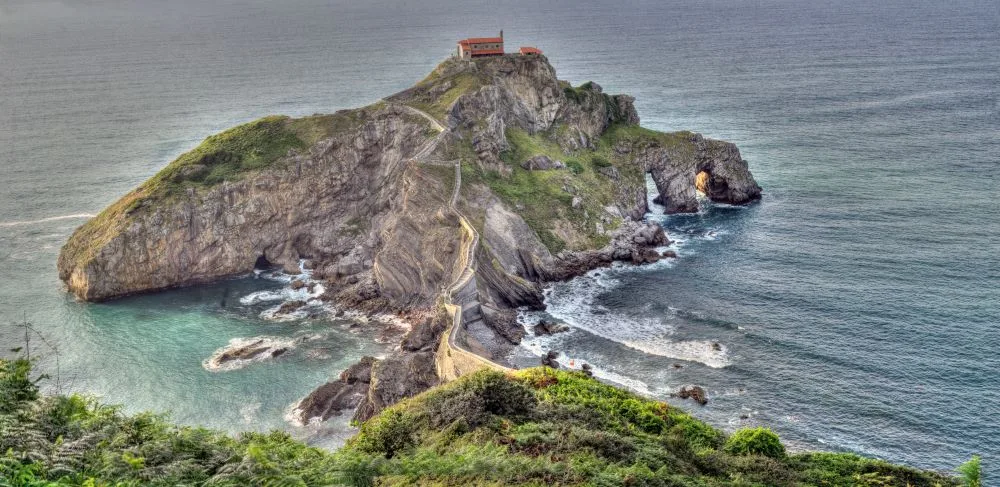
(640, 132, 762, 214)
(203, 337, 295, 372)
(291, 356, 376, 423)
(60, 54, 761, 423)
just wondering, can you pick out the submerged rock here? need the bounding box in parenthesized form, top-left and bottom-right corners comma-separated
(674, 385, 709, 406)
(203, 337, 294, 372)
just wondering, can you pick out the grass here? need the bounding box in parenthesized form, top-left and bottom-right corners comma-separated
(404, 70, 485, 122)
(461, 127, 645, 253)
(339, 368, 961, 487)
(0, 358, 966, 486)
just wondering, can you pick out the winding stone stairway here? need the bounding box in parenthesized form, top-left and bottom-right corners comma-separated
(393, 103, 511, 380)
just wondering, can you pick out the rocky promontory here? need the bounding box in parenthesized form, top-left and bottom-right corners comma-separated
(59, 54, 761, 422)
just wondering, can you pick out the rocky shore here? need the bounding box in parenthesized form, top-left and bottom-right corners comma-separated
(59, 54, 761, 424)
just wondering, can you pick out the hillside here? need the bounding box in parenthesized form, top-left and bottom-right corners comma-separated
(0, 358, 963, 486)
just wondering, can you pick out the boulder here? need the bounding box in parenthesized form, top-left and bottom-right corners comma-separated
(533, 319, 569, 336)
(520, 155, 564, 171)
(292, 356, 377, 423)
(276, 300, 306, 315)
(541, 350, 561, 369)
(675, 385, 708, 405)
(203, 337, 294, 371)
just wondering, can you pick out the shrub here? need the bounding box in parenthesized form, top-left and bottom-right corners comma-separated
(566, 160, 585, 174)
(957, 455, 981, 487)
(724, 427, 786, 458)
(424, 370, 536, 428)
(0, 358, 37, 413)
(352, 409, 416, 458)
(591, 155, 611, 168)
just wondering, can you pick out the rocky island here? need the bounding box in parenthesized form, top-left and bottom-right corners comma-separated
(58, 54, 761, 423)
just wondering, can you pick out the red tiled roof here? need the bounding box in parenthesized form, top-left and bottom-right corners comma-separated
(519, 46, 542, 54)
(470, 49, 504, 56)
(458, 37, 503, 45)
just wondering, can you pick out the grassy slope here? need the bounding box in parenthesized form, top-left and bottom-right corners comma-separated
(461, 120, 700, 254)
(344, 369, 959, 487)
(60, 109, 371, 272)
(0, 359, 960, 486)
(394, 58, 488, 123)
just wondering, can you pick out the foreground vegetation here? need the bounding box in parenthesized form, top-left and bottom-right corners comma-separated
(2, 358, 971, 486)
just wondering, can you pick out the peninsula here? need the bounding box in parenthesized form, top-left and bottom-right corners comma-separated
(58, 54, 762, 422)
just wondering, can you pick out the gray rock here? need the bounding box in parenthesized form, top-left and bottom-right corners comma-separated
(292, 356, 376, 423)
(541, 350, 560, 369)
(640, 134, 762, 214)
(533, 319, 569, 336)
(520, 155, 562, 170)
(674, 385, 709, 405)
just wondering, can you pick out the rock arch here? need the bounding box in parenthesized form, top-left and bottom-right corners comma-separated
(643, 133, 762, 214)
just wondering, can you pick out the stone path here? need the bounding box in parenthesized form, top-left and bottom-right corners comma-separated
(394, 103, 510, 376)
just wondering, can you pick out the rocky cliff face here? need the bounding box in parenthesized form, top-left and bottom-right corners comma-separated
(60, 54, 761, 424)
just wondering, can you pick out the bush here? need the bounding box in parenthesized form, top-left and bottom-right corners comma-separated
(424, 370, 536, 428)
(566, 160, 585, 174)
(0, 359, 37, 413)
(591, 155, 611, 168)
(724, 427, 785, 458)
(352, 409, 416, 458)
(957, 455, 981, 487)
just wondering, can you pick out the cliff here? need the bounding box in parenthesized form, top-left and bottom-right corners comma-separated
(59, 54, 762, 422)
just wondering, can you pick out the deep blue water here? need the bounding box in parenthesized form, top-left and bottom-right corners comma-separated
(2, 0, 997, 476)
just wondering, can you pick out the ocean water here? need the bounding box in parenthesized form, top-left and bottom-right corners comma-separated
(2, 0, 997, 476)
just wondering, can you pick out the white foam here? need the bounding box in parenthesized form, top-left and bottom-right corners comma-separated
(240, 260, 328, 320)
(240, 402, 262, 424)
(0, 213, 95, 228)
(526, 266, 730, 368)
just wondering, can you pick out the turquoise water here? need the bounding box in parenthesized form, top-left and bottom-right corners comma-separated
(2, 0, 998, 475)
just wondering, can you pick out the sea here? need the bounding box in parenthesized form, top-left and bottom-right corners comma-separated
(1, 0, 997, 476)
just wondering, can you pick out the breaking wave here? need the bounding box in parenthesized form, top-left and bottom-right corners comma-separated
(522, 267, 730, 368)
(0, 213, 95, 228)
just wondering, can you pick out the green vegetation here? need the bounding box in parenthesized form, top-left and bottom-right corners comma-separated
(0, 359, 964, 486)
(403, 68, 485, 122)
(0, 357, 347, 486)
(341, 368, 957, 486)
(460, 127, 644, 253)
(724, 427, 786, 459)
(957, 455, 981, 487)
(562, 81, 595, 103)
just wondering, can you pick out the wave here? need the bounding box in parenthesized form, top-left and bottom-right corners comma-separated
(0, 213, 95, 228)
(519, 268, 730, 369)
(514, 332, 656, 396)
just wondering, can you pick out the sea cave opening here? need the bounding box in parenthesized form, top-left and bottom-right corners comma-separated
(254, 254, 272, 270)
